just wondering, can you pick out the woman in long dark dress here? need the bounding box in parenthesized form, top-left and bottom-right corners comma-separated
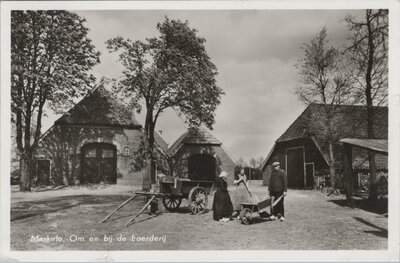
(212, 171, 234, 221)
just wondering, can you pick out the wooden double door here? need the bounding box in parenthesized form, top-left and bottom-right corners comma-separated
(81, 143, 117, 184)
(286, 147, 314, 189)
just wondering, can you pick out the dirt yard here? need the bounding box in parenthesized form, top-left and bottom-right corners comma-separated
(10, 182, 388, 250)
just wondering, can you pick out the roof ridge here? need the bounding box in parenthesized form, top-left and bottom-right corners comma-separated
(276, 105, 309, 142)
(167, 126, 223, 156)
(310, 102, 388, 109)
(167, 131, 189, 156)
(54, 81, 140, 127)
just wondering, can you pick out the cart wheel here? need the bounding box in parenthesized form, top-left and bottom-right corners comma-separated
(240, 208, 253, 225)
(162, 195, 182, 211)
(188, 187, 208, 214)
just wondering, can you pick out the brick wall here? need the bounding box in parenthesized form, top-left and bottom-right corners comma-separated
(35, 124, 149, 187)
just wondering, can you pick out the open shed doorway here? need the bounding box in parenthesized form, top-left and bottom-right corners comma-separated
(187, 154, 216, 181)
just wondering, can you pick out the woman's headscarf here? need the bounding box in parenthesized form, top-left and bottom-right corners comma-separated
(219, 171, 228, 179)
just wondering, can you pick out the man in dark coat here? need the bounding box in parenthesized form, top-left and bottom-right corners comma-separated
(268, 162, 287, 221)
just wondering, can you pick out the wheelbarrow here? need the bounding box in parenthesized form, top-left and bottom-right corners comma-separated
(239, 194, 286, 225)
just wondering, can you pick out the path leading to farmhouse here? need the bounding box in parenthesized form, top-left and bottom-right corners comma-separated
(10, 183, 387, 250)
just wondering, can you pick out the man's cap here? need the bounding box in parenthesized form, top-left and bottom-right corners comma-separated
(272, 162, 280, 167)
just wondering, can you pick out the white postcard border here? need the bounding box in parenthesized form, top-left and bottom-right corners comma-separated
(1, 0, 399, 262)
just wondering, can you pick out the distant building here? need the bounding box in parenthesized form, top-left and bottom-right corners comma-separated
(167, 127, 236, 184)
(35, 84, 168, 186)
(262, 104, 388, 189)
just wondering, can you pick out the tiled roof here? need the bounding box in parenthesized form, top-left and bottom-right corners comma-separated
(55, 84, 141, 127)
(167, 127, 221, 156)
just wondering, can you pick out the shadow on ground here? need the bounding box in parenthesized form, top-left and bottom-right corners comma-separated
(11, 195, 130, 221)
(11, 194, 208, 222)
(353, 217, 388, 238)
(328, 198, 388, 215)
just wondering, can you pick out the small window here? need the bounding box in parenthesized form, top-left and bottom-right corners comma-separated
(84, 148, 97, 158)
(102, 149, 115, 158)
(123, 147, 130, 157)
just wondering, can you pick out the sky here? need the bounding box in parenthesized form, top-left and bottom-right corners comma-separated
(42, 9, 363, 163)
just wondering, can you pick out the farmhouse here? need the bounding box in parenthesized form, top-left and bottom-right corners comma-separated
(262, 104, 388, 189)
(167, 127, 236, 185)
(35, 83, 168, 186)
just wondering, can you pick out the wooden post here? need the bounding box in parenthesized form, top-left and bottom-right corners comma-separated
(125, 195, 157, 226)
(142, 159, 152, 191)
(100, 194, 137, 223)
(343, 144, 355, 208)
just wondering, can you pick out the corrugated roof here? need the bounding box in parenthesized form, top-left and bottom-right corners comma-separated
(55, 84, 141, 128)
(339, 138, 388, 154)
(167, 127, 222, 156)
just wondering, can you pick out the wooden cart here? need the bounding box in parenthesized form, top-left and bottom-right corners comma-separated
(239, 194, 285, 225)
(100, 178, 215, 226)
(159, 178, 215, 214)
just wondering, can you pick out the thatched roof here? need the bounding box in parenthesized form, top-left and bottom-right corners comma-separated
(167, 127, 222, 156)
(154, 131, 169, 153)
(277, 104, 387, 143)
(56, 84, 141, 128)
(263, 103, 388, 170)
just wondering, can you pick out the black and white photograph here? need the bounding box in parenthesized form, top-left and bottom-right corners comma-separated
(1, 0, 399, 261)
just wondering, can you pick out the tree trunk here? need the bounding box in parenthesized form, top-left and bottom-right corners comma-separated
(142, 159, 152, 192)
(343, 144, 355, 208)
(366, 100, 378, 200)
(142, 108, 156, 191)
(368, 152, 378, 200)
(328, 141, 336, 188)
(19, 151, 33, 192)
(366, 80, 378, 200)
(148, 126, 156, 185)
(365, 9, 378, 200)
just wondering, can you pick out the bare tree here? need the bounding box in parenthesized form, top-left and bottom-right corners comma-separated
(256, 156, 264, 169)
(345, 9, 388, 200)
(236, 157, 248, 169)
(296, 27, 353, 188)
(249, 158, 257, 170)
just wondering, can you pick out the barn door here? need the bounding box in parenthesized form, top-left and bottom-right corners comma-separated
(81, 143, 117, 184)
(286, 147, 305, 188)
(36, 160, 51, 185)
(188, 154, 216, 181)
(100, 147, 117, 184)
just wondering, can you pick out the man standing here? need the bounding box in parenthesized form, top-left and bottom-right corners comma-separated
(268, 162, 288, 221)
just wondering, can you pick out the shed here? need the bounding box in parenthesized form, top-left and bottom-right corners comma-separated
(340, 138, 388, 206)
(262, 104, 388, 189)
(167, 127, 236, 184)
